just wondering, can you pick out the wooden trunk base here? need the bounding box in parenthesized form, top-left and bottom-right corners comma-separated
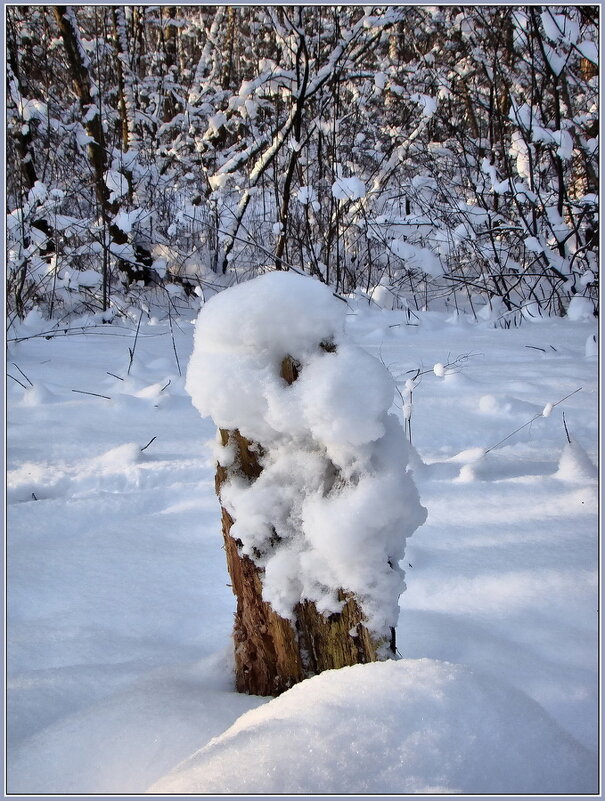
(221, 508, 387, 696)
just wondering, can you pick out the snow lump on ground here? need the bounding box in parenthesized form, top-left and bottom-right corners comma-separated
(149, 658, 597, 795)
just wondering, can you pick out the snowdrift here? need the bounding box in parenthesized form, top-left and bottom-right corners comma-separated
(150, 658, 596, 795)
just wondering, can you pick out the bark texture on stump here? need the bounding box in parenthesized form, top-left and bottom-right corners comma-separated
(215, 354, 393, 697)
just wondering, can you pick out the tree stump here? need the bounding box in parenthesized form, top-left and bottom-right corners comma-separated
(215, 354, 394, 696)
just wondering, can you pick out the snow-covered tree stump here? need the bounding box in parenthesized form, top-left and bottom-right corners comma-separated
(216, 358, 390, 695)
(186, 272, 426, 696)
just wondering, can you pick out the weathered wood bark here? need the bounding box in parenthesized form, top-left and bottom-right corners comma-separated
(215, 353, 394, 696)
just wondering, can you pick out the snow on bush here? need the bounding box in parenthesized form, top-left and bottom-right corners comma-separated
(149, 659, 597, 795)
(185, 271, 426, 637)
(331, 175, 366, 201)
(370, 282, 396, 310)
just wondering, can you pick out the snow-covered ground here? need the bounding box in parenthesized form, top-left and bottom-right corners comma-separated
(6, 293, 599, 795)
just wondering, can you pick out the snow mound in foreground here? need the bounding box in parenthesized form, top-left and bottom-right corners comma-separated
(149, 659, 596, 795)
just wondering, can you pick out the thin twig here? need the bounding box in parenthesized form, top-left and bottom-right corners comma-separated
(72, 389, 112, 400)
(379, 346, 415, 445)
(107, 371, 124, 381)
(8, 373, 28, 390)
(562, 411, 572, 444)
(11, 363, 34, 386)
(160, 379, 171, 392)
(140, 436, 157, 452)
(484, 387, 582, 454)
(167, 306, 182, 377)
(404, 352, 480, 378)
(7, 322, 163, 344)
(127, 310, 144, 376)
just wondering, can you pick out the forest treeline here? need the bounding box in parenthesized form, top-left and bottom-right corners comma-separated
(6, 5, 598, 326)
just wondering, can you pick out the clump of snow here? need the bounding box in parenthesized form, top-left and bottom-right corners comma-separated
(331, 176, 366, 201)
(207, 173, 227, 191)
(410, 92, 437, 118)
(509, 129, 532, 180)
(566, 295, 594, 321)
(373, 71, 387, 90)
(149, 659, 597, 795)
(553, 128, 574, 161)
(449, 447, 487, 483)
(455, 463, 477, 483)
(205, 112, 227, 138)
(540, 9, 578, 44)
(19, 307, 48, 334)
(556, 439, 598, 482)
(524, 235, 544, 254)
(389, 238, 443, 277)
(21, 382, 62, 407)
(448, 446, 486, 464)
(186, 272, 344, 443)
(296, 185, 320, 210)
(478, 393, 539, 418)
(72, 269, 102, 288)
(370, 282, 396, 310)
(88, 442, 140, 472)
(112, 208, 143, 235)
(104, 169, 128, 203)
(576, 39, 598, 64)
(585, 333, 597, 358)
(186, 271, 426, 636)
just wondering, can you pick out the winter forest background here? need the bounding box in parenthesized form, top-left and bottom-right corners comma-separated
(6, 5, 599, 323)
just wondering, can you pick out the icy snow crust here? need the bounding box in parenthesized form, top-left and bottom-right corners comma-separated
(185, 272, 427, 633)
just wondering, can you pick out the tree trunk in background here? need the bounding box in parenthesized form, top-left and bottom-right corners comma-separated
(54, 5, 157, 290)
(112, 7, 139, 154)
(215, 355, 391, 697)
(275, 23, 309, 272)
(161, 6, 178, 122)
(6, 49, 56, 317)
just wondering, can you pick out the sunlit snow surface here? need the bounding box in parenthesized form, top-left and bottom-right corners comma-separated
(7, 296, 598, 794)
